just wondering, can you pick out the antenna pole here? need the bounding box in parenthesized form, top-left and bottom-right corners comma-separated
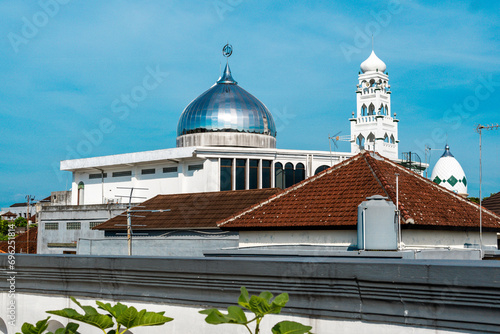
(395, 174, 401, 250)
(329, 134, 332, 166)
(127, 188, 133, 256)
(476, 123, 499, 259)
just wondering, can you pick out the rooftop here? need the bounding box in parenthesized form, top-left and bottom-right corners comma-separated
(483, 192, 500, 216)
(218, 151, 500, 231)
(95, 188, 282, 230)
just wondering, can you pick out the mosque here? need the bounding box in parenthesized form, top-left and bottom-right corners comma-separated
(35, 46, 471, 255)
(60, 46, 402, 206)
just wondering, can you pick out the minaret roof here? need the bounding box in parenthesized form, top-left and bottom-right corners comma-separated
(360, 50, 387, 73)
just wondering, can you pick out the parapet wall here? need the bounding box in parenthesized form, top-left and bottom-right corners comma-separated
(1, 255, 499, 333)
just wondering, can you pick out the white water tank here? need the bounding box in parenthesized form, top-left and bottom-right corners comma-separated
(357, 195, 397, 250)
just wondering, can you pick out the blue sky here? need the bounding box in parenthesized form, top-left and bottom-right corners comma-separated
(0, 0, 499, 208)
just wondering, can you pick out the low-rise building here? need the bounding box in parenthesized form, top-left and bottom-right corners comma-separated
(218, 151, 500, 259)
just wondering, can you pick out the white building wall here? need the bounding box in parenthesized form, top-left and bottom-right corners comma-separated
(239, 229, 497, 250)
(402, 230, 497, 249)
(64, 147, 355, 206)
(239, 230, 357, 248)
(0, 293, 467, 334)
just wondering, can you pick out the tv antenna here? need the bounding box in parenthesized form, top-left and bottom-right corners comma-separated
(424, 145, 441, 178)
(329, 132, 354, 166)
(115, 187, 170, 256)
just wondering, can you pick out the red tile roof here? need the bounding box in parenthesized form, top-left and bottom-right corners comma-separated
(0, 227, 37, 254)
(483, 192, 500, 216)
(218, 152, 500, 231)
(1, 211, 17, 218)
(95, 188, 283, 230)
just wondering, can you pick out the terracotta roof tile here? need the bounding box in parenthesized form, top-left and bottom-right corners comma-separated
(218, 152, 500, 231)
(95, 188, 283, 230)
(483, 192, 500, 216)
(0, 227, 37, 254)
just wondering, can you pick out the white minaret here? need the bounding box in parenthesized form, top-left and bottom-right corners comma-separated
(350, 50, 399, 160)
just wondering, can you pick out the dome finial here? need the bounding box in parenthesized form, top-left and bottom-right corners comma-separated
(442, 144, 454, 157)
(217, 44, 237, 84)
(217, 62, 237, 84)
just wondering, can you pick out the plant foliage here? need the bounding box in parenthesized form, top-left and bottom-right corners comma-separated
(200, 286, 313, 334)
(17, 297, 173, 334)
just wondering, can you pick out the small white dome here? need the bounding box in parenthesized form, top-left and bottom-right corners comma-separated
(360, 50, 387, 73)
(430, 145, 468, 195)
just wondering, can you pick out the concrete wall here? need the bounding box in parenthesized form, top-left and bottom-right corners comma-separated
(403, 229, 497, 249)
(37, 204, 128, 254)
(77, 235, 238, 256)
(239, 230, 357, 247)
(1, 255, 500, 334)
(239, 229, 497, 250)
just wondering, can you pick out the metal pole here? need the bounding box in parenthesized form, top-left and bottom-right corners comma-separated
(127, 188, 133, 256)
(479, 127, 483, 257)
(396, 173, 401, 250)
(329, 134, 333, 167)
(362, 208, 367, 251)
(26, 196, 30, 254)
(127, 207, 132, 256)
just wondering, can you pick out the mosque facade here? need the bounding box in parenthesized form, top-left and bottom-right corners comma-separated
(60, 48, 399, 206)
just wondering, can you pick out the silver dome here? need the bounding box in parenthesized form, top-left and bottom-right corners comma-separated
(176, 64, 277, 143)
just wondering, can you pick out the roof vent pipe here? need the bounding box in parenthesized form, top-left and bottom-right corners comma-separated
(357, 195, 397, 250)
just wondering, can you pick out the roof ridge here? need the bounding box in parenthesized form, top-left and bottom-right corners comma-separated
(218, 154, 364, 227)
(362, 152, 413, 222)
(366, 152, 500, 222)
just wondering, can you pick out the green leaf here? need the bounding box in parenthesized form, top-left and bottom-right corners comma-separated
(271, 321, 313, 334)
(238, 286, 251, 309)
(47, 309, 114, 330)
(70, 297, 99, 316)
(259, 291, 274, 303)
(118, 308, 173, 329)
(199, 306, 247, 325)
(17, 317, 50, 334)
(269, 293, 289, 314)
(96, 301, 127, 319)
(116, 306, 138, 328)
(54, 323, 80, 334)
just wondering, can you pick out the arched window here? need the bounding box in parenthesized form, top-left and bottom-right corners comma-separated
(315, 165, 329, 175)
(295, 163, 305, 184)
(390, 134, 395, 144)
(361, 104, 367, 116)
(275, 162, 284, 189)
(77, 181, 84, 205)
(357, 134, 365, 149)
(379, 104, 385, 115)
(367, 132, 375, 143)
(368, 103, 375, 115)
(285, 163, 294, 188)
(384, 133, 389, 143)
(385, 104, 389, 115)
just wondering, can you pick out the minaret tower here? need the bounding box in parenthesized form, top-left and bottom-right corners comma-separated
(350, 49, 399, 160)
